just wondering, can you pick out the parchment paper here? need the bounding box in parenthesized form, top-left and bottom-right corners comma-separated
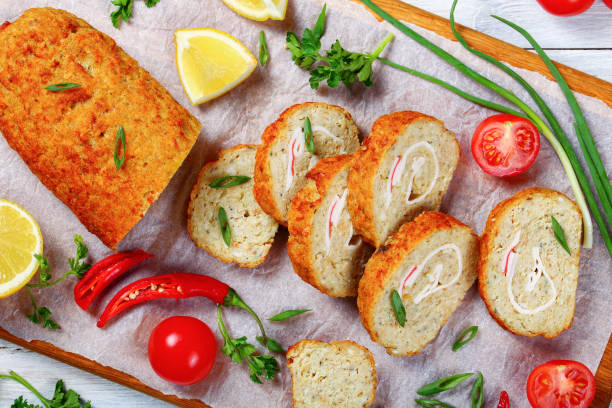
(1, 1, 611, 407)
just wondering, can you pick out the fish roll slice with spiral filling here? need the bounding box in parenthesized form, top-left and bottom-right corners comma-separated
(288, 155, 374, 297)
(479, 187, 582, 338)
(254, 102, 360, 226)
(358, 212, 479, 356)
(188, 145, 278, 268)
(348, 111, 460, 248)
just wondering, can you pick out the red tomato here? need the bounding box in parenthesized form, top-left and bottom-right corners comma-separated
(471, 114, 540, 177)
(526, 360, 596, 408)
(603, 0, 612, 9)
(148, 316, 217, 385)
(497, 390, 510, 408)
(536, 0, 595, 16)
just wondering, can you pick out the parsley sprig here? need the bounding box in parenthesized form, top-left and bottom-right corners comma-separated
(111, 0, 161, 28)
(217, 305, 280, 384)
(0, 371, 91, 408)
(25, 235, 91, 330)
(286, 4, 393, 89)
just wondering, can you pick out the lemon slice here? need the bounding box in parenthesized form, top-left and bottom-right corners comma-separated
(220, 0, 287, 21)
(0, 199, 42, 298)
(175, 28, 257, 105)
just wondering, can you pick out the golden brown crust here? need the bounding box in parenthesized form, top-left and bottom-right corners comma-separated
(187, 144, 267, 268)
(357, 211, 479, 352)
(286, 339, 378, 408)
(0, 8, 201, 249)
(348, 111, 445, 247)
(254, 102, 358, 226)
(478, 187, 581, 338)
(287, 155, 353, 296)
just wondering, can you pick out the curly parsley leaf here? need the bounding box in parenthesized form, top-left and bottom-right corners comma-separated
(11, 396, 42, 408)
(111, 0, 161, 28)
(1, 372, 91, 408)
(34, 254, 51, 283)
(68, 235, 91, 279)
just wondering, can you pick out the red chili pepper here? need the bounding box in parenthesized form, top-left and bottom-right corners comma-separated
(497, 391, 510, 408)
(74, 250, 154, 310)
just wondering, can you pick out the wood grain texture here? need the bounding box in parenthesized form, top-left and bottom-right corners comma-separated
(0, 1, 611, 407)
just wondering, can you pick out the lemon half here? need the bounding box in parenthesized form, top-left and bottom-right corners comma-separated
(220, 0, 287, 21)
(175, 28, 257, 105)
(0, 199, 42, 298)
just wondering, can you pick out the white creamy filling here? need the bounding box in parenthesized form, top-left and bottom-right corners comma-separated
(285, 129, 305, 191)
(504, 231, 557, 315)
(385, 141, 439, 208)
(325, 189, 348, 252)
(398, 243, 462, 305)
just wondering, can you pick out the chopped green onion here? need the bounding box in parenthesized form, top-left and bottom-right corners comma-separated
(218, 207, 231, 247)
(415, 399, 456, 408)
(391, 289, 406, 327)
(268, 309, 311, 321)
(114, 126, 126, 170)
(417, 373, 474, 396)
(45, 83, 81, 92)
(304, 116, 315, 154)
(452, 325, 478, 351)
(471, 372, 484, 408)
(552, 216, 571, 255)
(209, 175, 251, 189)
(259, 31, 269, 66)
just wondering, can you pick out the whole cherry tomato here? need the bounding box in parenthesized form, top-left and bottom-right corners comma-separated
(526, 360, 596, 408)
(536, 0, 595, 16)
(603, 0, 612, 9)
(148, 316, 217, 385)
(471, 114, 540, 177)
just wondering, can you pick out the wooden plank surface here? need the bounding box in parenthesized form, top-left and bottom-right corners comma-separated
(1, 0, 611, 407)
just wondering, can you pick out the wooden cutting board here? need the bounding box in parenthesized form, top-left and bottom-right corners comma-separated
(1, 0, 611, 407)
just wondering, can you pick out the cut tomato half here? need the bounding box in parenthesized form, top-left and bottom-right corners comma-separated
(526, 360, 596, 408)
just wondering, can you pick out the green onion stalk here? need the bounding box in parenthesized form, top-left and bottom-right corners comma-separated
(359, 0, 612, 254)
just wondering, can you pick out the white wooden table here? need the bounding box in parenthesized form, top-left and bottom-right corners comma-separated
(1, 0, 611, 407)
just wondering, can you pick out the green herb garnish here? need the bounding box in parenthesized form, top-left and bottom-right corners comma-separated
(34, 254, 51, 283)
(217, 306, 279, 384)
(391, 289, 406, 327)
(304, 117, 315, 154)
(471, 372, 484, 408)
(218, 207, 231, 247)
(552, 216, 571, 255)
(0, 371, 91, 408)
(209, 175, 251, 189)
(415, 399, 456, 408)
(256, 336, 285, 353)
(259, 31, 269, 66)
(286, 4, 394, 89)
(45, 83, 81, 92)
(111, 0, 161, 28)
(417, 373, 474, 396)
(25, 287, 59, 330)
(452, 325, 478, 351)
(114, 126, 126, 170)
(268, 309, 311, 321)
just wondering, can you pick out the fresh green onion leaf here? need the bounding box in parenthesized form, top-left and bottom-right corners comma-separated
(551, 216, 571, 255)
(209, 175, 251, 189)
(415, 399, 456, 408)
(218, 207, 231, 247)
(304, 117, 315, 154)
(259, 31, 269, 66)
(417, 373, 474, 396)
(114, 126, 126, 170)
(256, 336, 285, 353)
(45, 83, 81, 92)
(471, 372, 484, 408)
(452, 325, 478, 351)
(313, 4, 327, 39)
(391, 289, 406, 327)
(268, 309, 311, 321)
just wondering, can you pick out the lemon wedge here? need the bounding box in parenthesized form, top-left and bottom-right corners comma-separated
(175, 28, 257, 105)
(220, 0, 287, 21)
(0, 199, 43, 298)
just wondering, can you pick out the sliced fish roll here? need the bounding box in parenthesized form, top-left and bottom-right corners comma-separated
(479, 187, 582, 338)
(288, 155, 374, 297)
(254, 102, 360, 225)
(187, 145, 279, 268)
(357, 212, 479, 356)
(348, 111, 460, 247)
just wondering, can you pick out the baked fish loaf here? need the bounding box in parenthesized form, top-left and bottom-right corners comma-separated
(348, 111, 460, 247)
(188, 145, 278, 268)
(287, 155, 374, 297)
(0, 8, 201, 248)
(287, 339, 377, 408)
(479, 187, 582, 338)
(254, 102, 360, 226)
(358, 212, 479, 356)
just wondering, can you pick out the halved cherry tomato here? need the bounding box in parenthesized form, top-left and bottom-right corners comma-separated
(536, 0, 595, 16)
(148, 316, 217, 385)
(471, 114, 540, 177)
(526, 360, 596, 408)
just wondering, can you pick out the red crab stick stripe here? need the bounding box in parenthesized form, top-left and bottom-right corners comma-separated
(74, 250, 154, 310)
(97, 273, 232, 328)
